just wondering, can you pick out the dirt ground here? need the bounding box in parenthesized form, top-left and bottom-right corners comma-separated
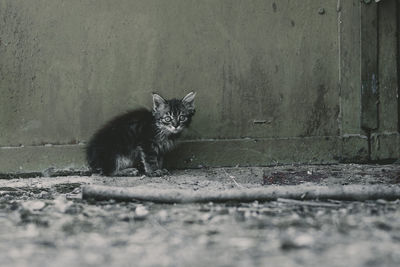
(1, 164, 400, 267)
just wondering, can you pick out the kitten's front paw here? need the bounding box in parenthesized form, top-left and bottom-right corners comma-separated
(146, 169, 168, 177)
(114, 168, 139, 177)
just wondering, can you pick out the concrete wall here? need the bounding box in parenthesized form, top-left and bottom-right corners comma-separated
(0, 0, 398, 173)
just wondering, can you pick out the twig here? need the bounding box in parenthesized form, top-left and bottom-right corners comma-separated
(1, 187, 29, 193)
(223, 169, 245, 189)
(277, 198, 341, 208)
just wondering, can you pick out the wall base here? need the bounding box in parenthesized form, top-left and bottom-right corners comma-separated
(1, 134, 398, 174)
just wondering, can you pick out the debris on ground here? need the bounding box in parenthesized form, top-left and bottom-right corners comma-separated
(0, 164, 399, 267)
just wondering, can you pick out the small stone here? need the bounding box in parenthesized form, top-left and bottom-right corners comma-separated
(200, 213, 212, 222)
(22, 200, 46, 211)
(39, 191, 50, 199)
(134, 205, 149, 219)
(376, 199, 387, 204)
(293, 234, 314, 247)
(281, 234, 314, 250)
(318, 8, 325, 15)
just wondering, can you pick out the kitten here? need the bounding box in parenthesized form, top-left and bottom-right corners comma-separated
(86, 92, 196, 177)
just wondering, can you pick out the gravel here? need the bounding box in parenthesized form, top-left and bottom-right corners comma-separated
(0, 164, 399, 267)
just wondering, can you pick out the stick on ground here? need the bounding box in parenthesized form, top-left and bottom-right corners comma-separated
(82, 184, 400, 203)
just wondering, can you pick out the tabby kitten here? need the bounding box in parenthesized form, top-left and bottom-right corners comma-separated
(86, 92, 196, 176)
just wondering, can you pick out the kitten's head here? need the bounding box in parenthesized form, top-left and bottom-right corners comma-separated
(152, 92, 196, 136)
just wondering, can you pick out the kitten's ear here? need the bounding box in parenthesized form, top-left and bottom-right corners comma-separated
(152, 93, 167, 111)
(182, 92, 196, 110)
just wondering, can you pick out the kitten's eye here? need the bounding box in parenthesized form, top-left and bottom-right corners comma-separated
(178, 115, 187, 122)
(163, 116, 172, 123)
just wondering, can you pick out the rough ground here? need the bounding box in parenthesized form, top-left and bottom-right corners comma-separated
(0, 164, 400, 267)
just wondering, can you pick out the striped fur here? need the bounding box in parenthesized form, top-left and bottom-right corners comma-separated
(86, 92, 196, 176)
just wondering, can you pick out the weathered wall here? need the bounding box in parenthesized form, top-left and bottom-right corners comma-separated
(0, 0, 398, 172)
